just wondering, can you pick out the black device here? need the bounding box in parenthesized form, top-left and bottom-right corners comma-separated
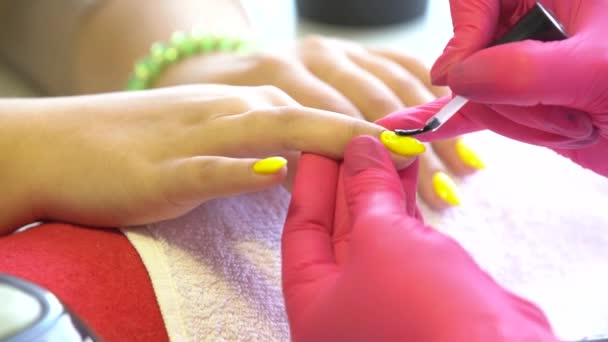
(0, 274, 100, 342)
(296, 0, 429, 26)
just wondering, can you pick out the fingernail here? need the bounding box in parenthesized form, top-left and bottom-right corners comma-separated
(455, 139, 485, 170)
(253, 157, 287, 174)
(432, 171, 461, 206)
(380, 131, 426, 156)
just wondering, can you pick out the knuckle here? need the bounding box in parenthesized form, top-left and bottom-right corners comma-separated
(301, 35, 331, 50)
(365, 93, 401, 116)
(254, 85, 298, 106)
(255, 84, 287, 98)
(257, 53, 292, 71)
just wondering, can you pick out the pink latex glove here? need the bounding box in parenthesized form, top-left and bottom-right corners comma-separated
(282, 136, 557, 341)
(381, 0, 608, 177)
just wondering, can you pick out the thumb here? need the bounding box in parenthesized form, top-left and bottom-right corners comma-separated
(342, 136, 410, 222)
(431, 0, 501, 84)
(161, 155, 287, 205)
(446, 39, 586, 108)
(282, 153, 339, 303)
(377, 96, 483, 141)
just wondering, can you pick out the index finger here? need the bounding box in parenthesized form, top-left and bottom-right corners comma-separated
(218, 106, 424, 166)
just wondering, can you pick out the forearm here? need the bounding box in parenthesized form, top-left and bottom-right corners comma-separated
(0, 99, 43, 234)
(74, 0, 252, 94)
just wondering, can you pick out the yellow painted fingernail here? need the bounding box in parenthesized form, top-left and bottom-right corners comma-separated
(253, 157, 287, 175)
(380, 131, 426, 156)
(456, 139, 486, 170)
(432, 171, 461, 206)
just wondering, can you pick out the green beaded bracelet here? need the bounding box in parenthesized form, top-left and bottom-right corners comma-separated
(126, 30, 253, 90)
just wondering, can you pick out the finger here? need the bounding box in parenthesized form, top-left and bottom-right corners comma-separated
(272, 66, 363, 119)
(376, 96, 483, 141)
(161, 155, 287, 205)
(346, 49, 436, 107)
(464, 103, 593, 149)
(369, 49, 451, 97)
(417, 153, 462, 209)
(431, 0, 502, 84)
(215, 106, 426, 163)
(282, 153, 339, 286)
(431, 138, 486, 175)
(397, 158, 422, 219)
(301, 51, 403, 120)
(445, 40, 598, 109)
(342, 136, 408, 221)
(490, 104, 596, 142)
(280, 151, 301, 192)
(377, 96, 590, 148)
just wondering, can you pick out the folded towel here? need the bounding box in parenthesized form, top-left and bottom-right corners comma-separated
(124, 131, 608, 341)
(124, 186, 291, 341)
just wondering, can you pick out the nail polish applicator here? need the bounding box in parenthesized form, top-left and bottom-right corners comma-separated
(395, 1, 569, 136)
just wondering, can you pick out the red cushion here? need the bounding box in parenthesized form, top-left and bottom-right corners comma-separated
(0, 223, 168, 342)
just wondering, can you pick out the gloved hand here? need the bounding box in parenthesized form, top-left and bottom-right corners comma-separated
(282, 136, 557, 341)
(380, 0, 608, 177)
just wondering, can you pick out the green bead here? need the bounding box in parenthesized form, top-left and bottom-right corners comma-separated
(134, 60, 152, 80)
(150, 42, 168, 66)
(199, 35, 216, 52)
(217, 36, 236, 51)
(172, 32, 197, 56)
(163, 46, 179, 63)
(126, 77, 148, 91)
(125, 30, 254, 91)
(138, 57, 164, 79)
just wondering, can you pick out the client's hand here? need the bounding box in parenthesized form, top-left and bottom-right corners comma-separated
(156, 36, 486, 209)
(282, 136, 556, 341)
(1, 85, 424, 233)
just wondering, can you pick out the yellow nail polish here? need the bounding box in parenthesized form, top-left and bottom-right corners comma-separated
(432, 172, 461, 206)
(380, 131, 426, 156)
(455, 139, 486, 170)
(253, 157, 287, 175)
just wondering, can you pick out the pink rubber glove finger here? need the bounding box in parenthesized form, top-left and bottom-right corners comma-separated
(342, 136, 409, 219)
(331, 136, 421, 265)
(379, 94, 593, 149)
(431, 0, 531, 84)
(376, 96, 483, 141)
(446, 39, 605, 110)
(282, 153, 339, 307)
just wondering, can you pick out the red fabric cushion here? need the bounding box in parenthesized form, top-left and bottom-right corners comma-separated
(0, 223, 168, 342)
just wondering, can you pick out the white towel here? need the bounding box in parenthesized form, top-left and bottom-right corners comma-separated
(124, 131, 608, 342)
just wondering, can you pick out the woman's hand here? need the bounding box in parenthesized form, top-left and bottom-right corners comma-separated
(0, 85, 424, 233)
(282, 136, 556, 341)
(157, 36, 486, 209)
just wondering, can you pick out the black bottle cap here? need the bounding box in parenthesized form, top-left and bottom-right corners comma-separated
(296, 0, 429, 27)
(491, 2, 569, 46)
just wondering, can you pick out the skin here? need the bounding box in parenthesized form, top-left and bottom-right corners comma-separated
(0, 85, 408, 234)
(0, 0, 481, 234)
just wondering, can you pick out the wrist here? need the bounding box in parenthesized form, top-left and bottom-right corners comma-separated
(127, 33, 252, 90)
(74, 0, 253, 93)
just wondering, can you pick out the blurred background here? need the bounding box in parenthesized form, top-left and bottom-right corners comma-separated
(0, 0, 452, 96)
(243, 0, 451, 62)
